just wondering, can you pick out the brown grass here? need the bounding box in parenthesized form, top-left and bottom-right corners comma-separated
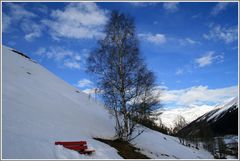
(94, 138, 150, 159)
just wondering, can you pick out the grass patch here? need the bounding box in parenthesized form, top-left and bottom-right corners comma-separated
(94, 138, 150, 159)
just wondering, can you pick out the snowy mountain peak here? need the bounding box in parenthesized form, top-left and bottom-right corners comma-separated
(207, 97, 238, 122)
(154, 105, 216, 129)
(178, 96, 238, 138)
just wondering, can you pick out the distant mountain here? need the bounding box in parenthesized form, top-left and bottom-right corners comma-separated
(177, 97, 238, 137)
(154, 105, 216, 129)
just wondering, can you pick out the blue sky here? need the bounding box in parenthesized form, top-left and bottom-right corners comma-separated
(2, 2, 238, 108)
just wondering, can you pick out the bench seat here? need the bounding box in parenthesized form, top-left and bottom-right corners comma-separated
(55, 141, 95, 154)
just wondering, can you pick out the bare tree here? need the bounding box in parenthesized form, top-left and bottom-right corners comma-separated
(87, 11, 160, 141)
(172, 115, 187, 144)
(173, 115, 187, 134)
(216, 137, 226, 159)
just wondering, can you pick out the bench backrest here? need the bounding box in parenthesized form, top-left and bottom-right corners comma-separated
(55, 141, 88, 151)
(55, 141, 87, 146)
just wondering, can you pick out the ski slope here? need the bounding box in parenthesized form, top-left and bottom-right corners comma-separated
(2, 45, 213, 159)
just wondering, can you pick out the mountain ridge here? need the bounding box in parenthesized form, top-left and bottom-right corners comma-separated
(177, 97, 238, 137)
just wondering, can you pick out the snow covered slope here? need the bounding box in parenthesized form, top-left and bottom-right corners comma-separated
(2, 45, 213, 159)
(207, 97, 238, 122)
(178, 97, 238, 137)
(154, 105, 215, 129)
(2, 46, 120, 159)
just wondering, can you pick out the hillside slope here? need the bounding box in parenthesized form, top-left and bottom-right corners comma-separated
(178, 97, 238, 137)
(2, 45, 212, 159)
(2, 46, 120, 159)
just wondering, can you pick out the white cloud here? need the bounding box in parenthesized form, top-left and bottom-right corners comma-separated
(130, 2, 156, 7)
(211, 2, 230, 16)
(74, 55, 81, 61)
(35, 4, 48, 14)
(185, 38, 196, 44)
(161, 85, 238, 106)
(195, 52, 213, 67)
(34, 46, 84, 69)
(176, 80, 181, 83)
(35, 47, 46, 56)
(175, 68, 184, 75)
(163, 2, 179, 13)
(195, 51, 224, 67)
(2, 13, 11, 32)
(63, 60, 81, 69)
(25, 32, 40, 41)
(203, 24, 238, 44)
(83, 88, 95, 95)
(82, 88, 101, 95)
(42, 3, 108, 40)
(5, 3, 36, 20)
(77, 79, 93, 88)
(156, 85, 168, 90)
(3, 3, 43, 41)
(139, 33, 166, 45)
(191, 13, 201, 19)
(179, 38, 200, 46)
(45, 47, 74, 61)
(21, 20, 43, 41)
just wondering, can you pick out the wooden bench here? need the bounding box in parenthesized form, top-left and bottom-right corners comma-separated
(55, 141, 95, 154)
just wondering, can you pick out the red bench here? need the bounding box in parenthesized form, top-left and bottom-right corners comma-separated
(55, 141, 95, 154)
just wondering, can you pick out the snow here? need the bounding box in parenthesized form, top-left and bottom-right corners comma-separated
(226, 155, 237, 159)
(155, 97, 238, 129)
(155, 105, 215, 129)
(2, 46, 121, 159)
(223, 135, 238, 145)
(2, 45, 213, 159)
(207, 97, 238, 122)
(131, 127, 213, 159)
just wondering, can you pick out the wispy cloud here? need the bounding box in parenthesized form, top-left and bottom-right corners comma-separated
(139, 33, 201, 47)
(77, 79, 93, 88)
(191, 13, 201, 19)
(138, 33, 166, 45)
(35, 47, 46, 56)
(21, 19, 43, 41)
(153, 21, 158, 25)
(179, 38, 201, 46)
(211, 2, 230, 16)
(175, 68, 184, 75)
(34, 46, 87, 69)
(130, 2, 156, 7)
(174, 64, 193, 76)
(5, 3, 36, 20)
(63, 60, 81, 69)
(163, 2, 179, 13)
(4, 3, 108, 41)
(2, 13, 11, 32)
(203, 24, 238, 44)
(3, 3, 42, 41)
(195, 51, 224, 68)
(34, 4, 48, 14)
(42, 3, 108, 40)
(160, 85, 237, 106)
